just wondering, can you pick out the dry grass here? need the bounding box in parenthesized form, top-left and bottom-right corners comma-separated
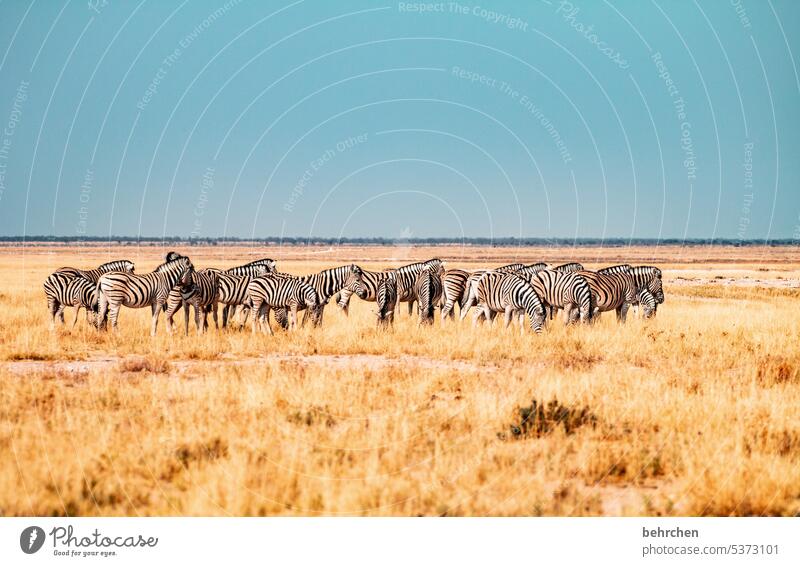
(0, 245, 799, 516)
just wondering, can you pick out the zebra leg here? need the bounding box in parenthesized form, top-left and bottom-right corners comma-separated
(47, 298, 60, 328)
(96, 293, 109, 331)
(71, 306, 81, 328)
(503, 307, 514, 328)
(108, 304, 121, 333)
(211, 302, 219, 329)
(250, 300, 261, 334)
(222, 304, 230, 328)
(337, 289, 352, 316)
(262, 305, 274, 335)
(471, 307, 483, 328)
(407, 300, 414, 316)
(616, 303, 630, 323)
(194, 303, 203, 335)
(55, 306, 66, 326)
(183, 302, 191, 336)
(151, 304, 162, 336)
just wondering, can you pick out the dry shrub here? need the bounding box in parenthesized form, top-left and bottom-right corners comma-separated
(287, 405, 337, 428)
(175, 437, 228, 466)
(756, 355, 800, 386)
(118, 355, 171, 374)
(503, 398, 597, 439)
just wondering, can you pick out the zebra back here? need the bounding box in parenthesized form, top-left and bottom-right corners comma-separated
(376, 274, 398, 325)
(476, 271, 545, 332)
(54, 259, 135, 282)
(413, 266, 443, 324)
(553, 262, 584, 273)
(394, 258, 444, 301)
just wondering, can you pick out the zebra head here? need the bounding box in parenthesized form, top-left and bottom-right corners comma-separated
(164, 251, 185, 262)
(123, 260, 135, 273)
(344, 264, 368, 299)
(179, 259, 194, 285)
(648, 276, 665, 304)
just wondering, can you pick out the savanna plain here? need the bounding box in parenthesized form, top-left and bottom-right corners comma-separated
(1, 244, 799, 517)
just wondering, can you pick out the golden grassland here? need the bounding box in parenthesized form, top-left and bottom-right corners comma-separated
(0, 245, 799, 516)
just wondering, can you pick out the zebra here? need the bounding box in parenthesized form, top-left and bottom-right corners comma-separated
(375, 271, 398, 327)
(246, 274, 320, 334)
(576, 270, 637, 323)
(553, 262, 584, 273)
(457, 263, 548, 321)
(474, 271, 546, 333)
(637, 288, 658, 319)
(95, 256, 194, 335)
(440, 268, 471, 322)
(598, 264, 664, 313)
(284, 264, 367, 327)
(42, 273, 99, 328)
(413, 265, 443, 325)
(392, 259, 444, 315)
(336, 269, 384, 315)
(164, 268, 220, 335)
(45, 259, 134, 326)
(526, 269, 594, 324)
(53, 259, 135, 282)
(219, 260, 276, 326)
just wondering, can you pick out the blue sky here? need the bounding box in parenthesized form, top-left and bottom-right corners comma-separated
(0, 0, 798, 240)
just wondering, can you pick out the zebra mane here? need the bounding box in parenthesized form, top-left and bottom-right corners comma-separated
(155, 256, 191, 273)
(598, 264, 632, 274)
(239, 258, 277, 269)
(97, 259, 133, 269)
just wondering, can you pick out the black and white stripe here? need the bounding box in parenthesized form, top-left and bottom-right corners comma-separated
(53, 259, 135, 282)
(474, 271, 546, 333)
(553, 262, 584, 273)
(247, 273, 320, 334)
(440, 268, 470, 321)
(375, 271, 398, 327)
(43, 273, 98, 328)
(95, 256, 194, 335)
(413, 265, 443, 324)
(392, 259, 444, 315)
(164, 268, 220, 335)
(577, 270, 637, 322)
(527, 269, 594, 324)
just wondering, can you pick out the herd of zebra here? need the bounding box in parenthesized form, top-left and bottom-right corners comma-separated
(42, 252, 664, 336)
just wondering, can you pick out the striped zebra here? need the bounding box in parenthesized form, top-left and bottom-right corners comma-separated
(246, 274, 320, 334)
(392, 259, 444, 315)
(53, 259, 135, 282)
(42, 274, 99, 328)
(164, 268, 220, 335)
(496, 262, 549, 277)
(637, 288, 658, 319)
(458, 263, 548, 321)
(576, 270, 637, 323)
(414, 265, 443, 324)
(45, 259, 134, 326)
(288, 264, 367, 327)
(95, 256, 194, 335)
(527, 269, 594, 324)
(336, 269, 384, 315)
(375, 272, 398, 327)
(440, 268, 470, 321)
(553, 262, 584, 273)
(474, 271, 546, 333)
(219, 260, 276, 327)
(598, 264, 664, 316)
(598, 265, 664, 302)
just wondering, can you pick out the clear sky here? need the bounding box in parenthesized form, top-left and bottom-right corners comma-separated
(0, 0, 798, 241)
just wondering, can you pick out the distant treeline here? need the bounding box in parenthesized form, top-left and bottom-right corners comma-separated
(1, 236, 797, 247)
